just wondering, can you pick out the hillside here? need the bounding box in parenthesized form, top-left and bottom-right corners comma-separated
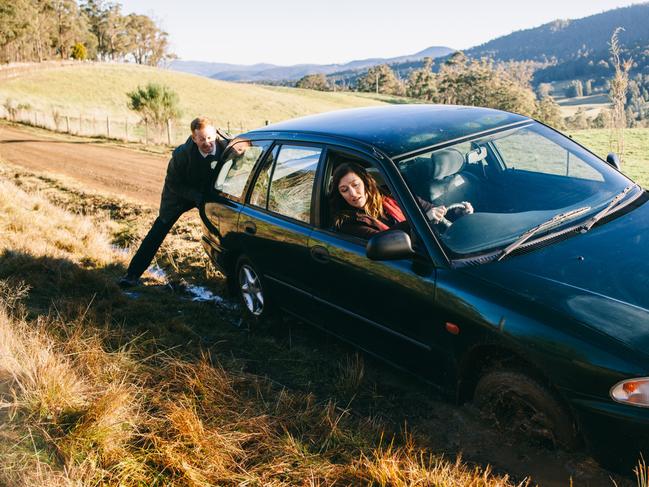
(0, 63, 394, 132)
(465, 3, 649, 83)
(467, 3, 649, 63)
(322, 3, 649, 89)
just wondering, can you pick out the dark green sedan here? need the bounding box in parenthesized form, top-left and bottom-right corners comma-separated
(200, 105, 649, 469)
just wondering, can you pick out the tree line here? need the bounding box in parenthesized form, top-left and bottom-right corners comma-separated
(296, 53, 565, 129)
(0, 0, 173, 65)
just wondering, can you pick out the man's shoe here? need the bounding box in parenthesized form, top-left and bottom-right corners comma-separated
(118, 275, 141, 288)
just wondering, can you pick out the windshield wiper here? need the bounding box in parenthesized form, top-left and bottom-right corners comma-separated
(578, 185, 635, 233)
(497, 206, 592, 261)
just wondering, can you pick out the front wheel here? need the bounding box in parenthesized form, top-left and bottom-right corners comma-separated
(473, 369, 578, 450)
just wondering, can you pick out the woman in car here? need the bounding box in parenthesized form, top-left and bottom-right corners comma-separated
(330, 162, 471, 239)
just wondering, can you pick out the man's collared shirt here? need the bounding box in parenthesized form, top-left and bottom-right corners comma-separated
(199, 143, 217, 159)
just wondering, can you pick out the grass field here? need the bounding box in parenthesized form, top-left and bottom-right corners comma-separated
(569, 128, 649, 186)
(0, 63, 400, 132)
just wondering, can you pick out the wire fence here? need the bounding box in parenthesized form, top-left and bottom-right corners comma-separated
(0, 104, 253, 146)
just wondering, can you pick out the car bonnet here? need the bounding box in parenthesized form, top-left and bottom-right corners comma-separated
(462, 197, 649, 355)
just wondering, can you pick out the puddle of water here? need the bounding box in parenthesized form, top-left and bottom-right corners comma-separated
(147, 264, 167, 281)
(184, 283, 239, 310)
(139, 264, 240, 312)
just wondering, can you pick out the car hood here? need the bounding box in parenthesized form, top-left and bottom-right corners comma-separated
(464, 198, 649, 353)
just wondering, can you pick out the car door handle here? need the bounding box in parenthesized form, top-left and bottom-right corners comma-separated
(243, 221, 256, 235)
(310, 245, 330, 264)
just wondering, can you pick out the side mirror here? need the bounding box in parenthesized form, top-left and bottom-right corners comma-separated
(366, 230, 415, 261)
(606, 153, 621, 170)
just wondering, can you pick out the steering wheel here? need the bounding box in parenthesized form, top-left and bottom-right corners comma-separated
(427, 201, 474, 228)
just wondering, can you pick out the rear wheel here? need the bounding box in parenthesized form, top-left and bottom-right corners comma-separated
(235, 255, 272, 323)
(474, 369, 578, 449)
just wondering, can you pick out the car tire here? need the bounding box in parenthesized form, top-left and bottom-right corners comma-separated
(234, 255, 272, 323)
(473, 369, 578, 450)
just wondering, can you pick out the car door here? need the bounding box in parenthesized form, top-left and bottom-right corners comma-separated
(238, 143, 323, 318)
(306, 148, 454, 382)
(201, 139, 272, 273)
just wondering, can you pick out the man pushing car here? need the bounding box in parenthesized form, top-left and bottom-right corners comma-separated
(119, 116, 229, 288)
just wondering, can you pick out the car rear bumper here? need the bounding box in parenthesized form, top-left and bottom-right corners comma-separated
(201, 235, 229, 274)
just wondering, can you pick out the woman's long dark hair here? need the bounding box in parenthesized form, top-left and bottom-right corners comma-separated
(329, 163, 384, 229)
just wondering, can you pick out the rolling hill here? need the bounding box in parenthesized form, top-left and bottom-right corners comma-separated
(0, 63, 395, 131)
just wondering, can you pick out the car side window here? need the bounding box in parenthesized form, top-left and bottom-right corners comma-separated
(325, 150, 415, 242)
(215, 139, 271, 200)
(249, 145, 278, 208)
(266, 145, 321, 223)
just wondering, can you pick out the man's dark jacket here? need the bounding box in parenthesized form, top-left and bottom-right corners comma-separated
(159, 135, 228, 220)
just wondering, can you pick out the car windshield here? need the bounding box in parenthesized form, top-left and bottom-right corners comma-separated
(398, 121, 640, 257)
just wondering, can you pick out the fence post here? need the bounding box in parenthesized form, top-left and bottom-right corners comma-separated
(106, 116, 110, 138)
(265, 120, 269, 126)
(125, 118, 128, 141)
(166, 119, 172, 145)
(66, 116, 70, 133)
(144, 119, 148, 145)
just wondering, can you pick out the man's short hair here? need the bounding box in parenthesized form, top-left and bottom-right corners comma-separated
(190, 117, 215, 132)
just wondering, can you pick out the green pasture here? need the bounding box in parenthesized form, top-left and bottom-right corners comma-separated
(0, 63, 394, 131)
(570, 128, 649, 186)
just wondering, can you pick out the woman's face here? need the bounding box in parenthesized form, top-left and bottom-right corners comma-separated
(338, 171, 367, 209)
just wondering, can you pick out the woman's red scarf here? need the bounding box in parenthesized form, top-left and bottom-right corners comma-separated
(374, 196, 406, 231)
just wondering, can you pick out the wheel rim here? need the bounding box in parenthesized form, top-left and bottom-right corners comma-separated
(239, 264, 264, 316)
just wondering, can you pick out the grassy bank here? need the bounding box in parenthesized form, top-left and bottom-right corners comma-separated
(0, 63, 396, 132)
(570, 128, 649, 187)
(0, 163, 534, 485)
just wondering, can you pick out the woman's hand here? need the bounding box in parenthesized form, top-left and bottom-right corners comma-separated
(426, 205, 447, 223)
(460, 201, 474, 215)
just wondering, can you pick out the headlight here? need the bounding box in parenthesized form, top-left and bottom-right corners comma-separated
(610, 378, 649, 407)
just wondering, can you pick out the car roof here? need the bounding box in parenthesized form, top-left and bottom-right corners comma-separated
(248, 104, 529, 159)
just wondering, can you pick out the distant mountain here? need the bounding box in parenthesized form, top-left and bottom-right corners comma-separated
(169, 46, 454, 82)
(466, 3, 649, 63)
(170, 61, 276, 78)
(464, 3, 649, 83)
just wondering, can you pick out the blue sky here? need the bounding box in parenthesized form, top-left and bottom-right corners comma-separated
(119, 0, 643, 65)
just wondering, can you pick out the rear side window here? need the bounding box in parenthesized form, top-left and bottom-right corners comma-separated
(215, 139, 271, 199)
(249, 146, 278, 209)
(259, 145, 321, 223)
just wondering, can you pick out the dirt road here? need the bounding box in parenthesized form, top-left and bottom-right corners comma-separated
(0, 123, 168, 206)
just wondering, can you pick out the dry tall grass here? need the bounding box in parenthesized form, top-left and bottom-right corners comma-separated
(0, 167, 569, 485)
(0, 292, 531, 486)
